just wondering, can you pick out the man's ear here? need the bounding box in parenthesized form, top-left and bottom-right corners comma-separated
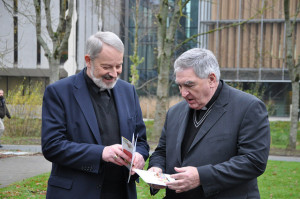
(208, 73, 217, 83)
(85, 55, 91, 67)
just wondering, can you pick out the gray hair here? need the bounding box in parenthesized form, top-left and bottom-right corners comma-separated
(85, 31, 124, 60)
(174, 48, 220, 81)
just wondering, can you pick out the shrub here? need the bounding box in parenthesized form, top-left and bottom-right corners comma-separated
(4, 81, 43, 137)
(139, 96, 182, 119)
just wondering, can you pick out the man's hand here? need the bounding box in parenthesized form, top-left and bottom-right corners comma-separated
(166, 166, 200, 193)
(131, 152, 145, 175)
(147, 167, 166, 190)
(102, 144, 131, 166)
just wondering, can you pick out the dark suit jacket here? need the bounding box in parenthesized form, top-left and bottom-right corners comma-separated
(149, 81, 270, 199)
(42, 69, 149, 199)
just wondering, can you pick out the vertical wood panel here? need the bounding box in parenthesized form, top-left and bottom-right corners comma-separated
(279, 23, 285, 67)
(273, 0, 281, 18)
(228, 26, 236, 68)
(235, 0, 240, 19)
(228, 0, 236, 19)
(265, 0, 272, 19)
(257, 24, 262, 69)
(208, 25, 216, 54)
(221, 0, 228, 20)
(264, 24, 272, 68)
(271, 23, 280, 68)
(241, 24, 250, 68)
(250, 0, 259, 19)
(278, 0, 284, 19)
(227, 0, 236, 68)
(290, 0, 297, 17)
(243, 0, 251, 19)
(200, 0, 297, 79)
(220, 28, 228, 67)
(249, 24, 258, 68)
(211, 0, 218, 20)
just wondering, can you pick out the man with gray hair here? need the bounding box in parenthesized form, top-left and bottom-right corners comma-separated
(42, 31, 149, 199)
(148, 48, 270, 198)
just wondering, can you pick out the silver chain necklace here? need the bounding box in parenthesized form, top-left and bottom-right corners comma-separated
(193, 101, 216, 128)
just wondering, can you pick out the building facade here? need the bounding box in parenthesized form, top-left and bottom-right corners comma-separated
(126, 0, 300, 117)
(1, 0, 299, 117)
(0, 0, 122, 94)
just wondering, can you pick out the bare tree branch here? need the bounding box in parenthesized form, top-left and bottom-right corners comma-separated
(1, 0, 14, 16)
(33, 0, 51, 58)
(57, 0, 74, 56)
(43, 0, 55, 41)
(136, 77, 158, 90)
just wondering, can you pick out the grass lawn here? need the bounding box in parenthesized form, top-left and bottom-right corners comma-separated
(258, 160, 300, 199)
(0, 160, 299, 199)
(0, 121, 299, 198)
(2, 121, 300, 151)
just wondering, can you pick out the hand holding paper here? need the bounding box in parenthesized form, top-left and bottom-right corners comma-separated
(166, 166, 200, 193)
(122, 134, 141, 182)
(102, 144, 131, 167)
(134, 168, 175, 187)
(130, 152, 145, 175)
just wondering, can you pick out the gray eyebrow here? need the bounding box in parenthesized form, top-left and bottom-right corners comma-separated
(176, 81, 195, 86)
(184, 81, 194, 86)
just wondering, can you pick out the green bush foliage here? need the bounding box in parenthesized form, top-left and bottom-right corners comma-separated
(4, 81, 43, 137)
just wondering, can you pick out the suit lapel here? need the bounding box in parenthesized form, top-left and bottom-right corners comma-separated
(187, 81, 230, 154)
(176, 104, 190, 164)
(112, 81, 127, 138)
(73, 70, 102, 144)
(188, 106, 226, 153)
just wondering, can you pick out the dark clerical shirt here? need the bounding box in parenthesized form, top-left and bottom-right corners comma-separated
(84, 69, 127, 198)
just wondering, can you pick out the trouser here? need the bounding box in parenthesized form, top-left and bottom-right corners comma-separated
(0, 118, 4, 143)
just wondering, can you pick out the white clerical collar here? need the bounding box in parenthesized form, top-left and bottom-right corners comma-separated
(201, 106, 208, 111)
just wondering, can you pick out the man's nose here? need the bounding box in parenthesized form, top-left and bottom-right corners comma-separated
(181, 88, 189, 97)
(109, 67, 118, 77)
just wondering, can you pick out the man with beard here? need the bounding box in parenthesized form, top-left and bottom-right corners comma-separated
(41, 31, 149, 199)
(0, 89, 11, 148)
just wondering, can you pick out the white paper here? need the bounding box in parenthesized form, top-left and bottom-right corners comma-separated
(122, 134, 138, 182)
(133, 169, 175, 186)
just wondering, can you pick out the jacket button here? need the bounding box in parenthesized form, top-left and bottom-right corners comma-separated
(97, 184, 102, 189)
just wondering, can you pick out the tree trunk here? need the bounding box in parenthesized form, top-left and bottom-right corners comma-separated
(284, 0, 298, 150)
(289, 81, 299, 149)
(49, 57, 60, 84)
(153, 0, 182, 137)
(33, 0, 74, 84)
(154, 51, 172, 137)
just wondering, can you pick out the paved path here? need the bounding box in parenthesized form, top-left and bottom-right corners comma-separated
(0, 155, 51, 188)
(0, 144, 300, 189)
(0, 145, 52, 188)
(268, 155, 300, 162)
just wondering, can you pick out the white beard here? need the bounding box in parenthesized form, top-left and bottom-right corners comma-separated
(90, 64, 118, 89)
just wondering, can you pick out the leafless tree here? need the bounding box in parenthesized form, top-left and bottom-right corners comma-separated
(284, 0, 300, 150)
(33, 0, 74, 84)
